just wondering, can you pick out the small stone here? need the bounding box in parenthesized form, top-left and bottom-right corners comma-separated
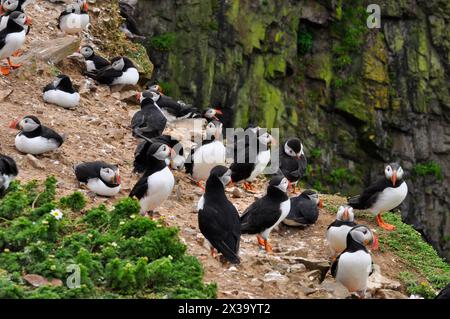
(231, 187, 243, 198)
(263, 271, 289, 283)
(305, 269, 321, 282)
(0, 88, 13, 101)
(23, 274, 49, 287)
(195, 233, 204, 246)
(111, 92, 121, 100)
(26, 154, 44, 169)
(289, 263, 306, 273)
(50, 278, 63, 287)
(375, 289, 408, 299)
(228, 266, 238, 272)
(250, 278, 263, 287)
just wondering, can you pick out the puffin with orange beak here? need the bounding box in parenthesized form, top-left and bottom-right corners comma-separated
(278, 137, 307, 194)
(57, 0, 89, 35)
(74, 161, 121, 197)
(283, 189, 322, 227)
(326, 206, 358, 259)
(348, 162, 408, 231)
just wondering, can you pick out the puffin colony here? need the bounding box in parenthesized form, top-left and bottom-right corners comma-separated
(0, 0, 423, 299)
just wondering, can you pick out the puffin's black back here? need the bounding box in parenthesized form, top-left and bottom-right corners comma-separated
(286, 191, 319, 225)
(0, 154, 18, 177)
(131, 99, 167, 139)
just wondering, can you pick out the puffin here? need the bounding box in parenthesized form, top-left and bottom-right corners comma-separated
(240, 175, 290, 253)
(134, 134, 184, 172)
(43, 74, 80, 109)
(348, 162, 408, 231)
(185, 120, 226, 187)
(9, 115, 64, 155)
(119, 0, 143, 39)
(131, 91, 167, 139)
(197, 165, 241, 264)
(0, 11, 30, 75)
(230, 128, 276, 191)
(331, 225, 376, 298)
(282, 189, 323, 227)
(129, 142, 175, 216)
(436, 283, 450, 299)
(74, 161, 121, 197)
(57, 0, 89, 35)
(78, 45, 110, 72)
(86, 56, 139, 86)
(279, 137, 307, 193)
(0, 154, 18, 197)
(326, 206, 357, 258)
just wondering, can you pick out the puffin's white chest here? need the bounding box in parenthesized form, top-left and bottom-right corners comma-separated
(111, 68, 139, 86)
(0, 30, 26, 59)
(336, 250, 372, 293)
(0, 16, 8, 31)
(139, 166, 174, 213)
(1, 174, 15, 190)
(15, 134, 60, 155)
(192, 141, 226, 181)
(43, 90, 80, 109)
(85, 60, 96, 72)
(59, 13, 89, 34)
(261, 199, 291, 240)
(326, 225, 353, 255)
(197, 195, 205, 212)
(248, 149, 271, 181)
(86, 178, 120, 197)
(370, 181, 408, 214)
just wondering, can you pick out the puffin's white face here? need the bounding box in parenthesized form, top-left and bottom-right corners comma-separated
(112, 58, 125, 71)
(258, 132, 275, 147)
(384, 164, 404, 186)
(275, 177, 289, 193)
(148, 84, 162, 94)
(19, 117, 40, 132)
(80, 46, 94, 58)
(203, 108, 223, 121)
(153, 144, 171, 161)
(12, 12, 27, 26)
(284, 142, 303, 159)
(100, 167, 120, 184)
(66, 3, 80, 14)
(307, 192, 320, 205)
(219, 169, 232, 187)
(336, 206, 354, 222)
(53, 76, 64, 87)
(350, 226, 374, 247)
(2, 0, 18, 11)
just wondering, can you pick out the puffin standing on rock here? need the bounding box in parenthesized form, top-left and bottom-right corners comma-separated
(74, 161, 121, 197)
(240, 175, 290, 253)
(131, 91, 167, 139)
(58, 0, 89, 35)
(9, 116, 64, 155)
(331, 225, 377, 298)
(348, 162, 408, 231)
(0, 11, 31, 75)
(279, 137, 307, 193)
(129, 143, 175, 217)
(78, 45, 110, 72)
(283, 189, 322, 227)
(43, 74, 80, 109)
(326, 206, 358, 259)
(0, 154, 18, 197)
(87, 56, 139, 86)
(197, 165, 241, 264)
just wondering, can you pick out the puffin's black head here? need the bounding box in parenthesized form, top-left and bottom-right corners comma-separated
(121, 57, 135, 70)
(207, 165, 232, 188)
(79, 45, 94, 58)
(205, 120, 223, 140)
(53, 74, 74, 90)
(268, 175, 289, 193)
(148, 84, 163, 94)
(384, 162, 404, 187)
(202, 108, 223, 121)
(284, 138, 303, 159)
(8, 11, 30, 27)
(347, 225, 378, 250)
(9, 115, 41, 132)
(301, 189, 323, 207)
(147, 142, 171, 161)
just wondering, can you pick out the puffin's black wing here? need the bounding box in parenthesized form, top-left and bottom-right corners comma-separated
(347, 177, 388, 209)
(86, 67, 122, 85)
(436, 283, 450, 299)
(0, 155, 18, 176)
(129, 175, 148, 200)
(131, 106, 167, 139)
(0, 28, 8, 51)
(156, 95, 187, 117)
(92, 55, 111, 70)
(43, 82, 55, 93)
(199, 204, 240, 264)
(133, 140, 150, 173)
(184, 146, 196, 175)
(330, 254, 340, 278)
(74, 161, 116, 183)
(287, 195, 318, 225)
(240, 197, 281, 234)
(40, 126, 64, 146)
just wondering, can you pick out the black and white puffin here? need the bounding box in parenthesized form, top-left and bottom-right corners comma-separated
(74, 161, 121, 197)
(279, 137, 307, 193)
(0, 11, 30, 75)
(87, 56, 139, 86)
(283, 189, 322, 227)
(0, 0, 30, 32)
(78, 45, 110, 72)
(230, 128, 275, 191)
(326, 206, 357, 258)
(240, 175, 290, 253)
(0, 154, 18, 196)
(197, 165, 240, 264)
(348, 162, 408, 231)
(129, 142, 175, 216)
(185, 120, 226, 187)
(134, 134, 184, 172)
(131, 91, 167, 139)
(43, 74, 80, 109)
(331, 225, 376, 298)
(57, 0, 89, 35)
(9, 115, 64, 155)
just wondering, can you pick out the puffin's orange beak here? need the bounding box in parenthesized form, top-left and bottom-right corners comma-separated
(342, 207, 349, 220)
(0, 6, 4, 15)
(170, 147, 176, 158)
(371, 234, 379, 250)
(113, 173, 121, 185)
(318, 198, 324, 208)
(83, 2, 88, 11)
(9, 119, 19, 129)
(135, 92, 142, 102)
(391, 170, 397, 186)
(25, 17, 32, 25)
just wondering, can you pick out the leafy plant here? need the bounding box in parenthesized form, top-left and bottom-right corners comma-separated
(297, 26, 313, 55)
(412, 161, 443, 180)
(59, 192, 86, 212)
(148, 33, 176, 51)
(327, 168, 357, 186)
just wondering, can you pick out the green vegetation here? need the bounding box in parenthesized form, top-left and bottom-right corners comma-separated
(309, 148, 322, 160)
(148, 33, 177, 51)
(326, 168, 358, 186)
(380, 213, 450, 298)
(158, 81, 175, 97)
(412, 161, 443, 180)
(297, 26, 313, 55)
(0, 178, 216, 299)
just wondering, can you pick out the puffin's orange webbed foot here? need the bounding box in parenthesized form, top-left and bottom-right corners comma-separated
(376, 213, 396, 231)
(210, 247, 218, 258)
(12, 50, 23, 57)
(7, 58, 21, 69)
(256, 235, 265, 247)
(264, 240, 273, 254)
(1, 66, 10, 75)
(196, 181, 205, 191)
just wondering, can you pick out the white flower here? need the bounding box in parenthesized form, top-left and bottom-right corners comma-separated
(49, 209, 63, 220)
(110, 242, 118, 248)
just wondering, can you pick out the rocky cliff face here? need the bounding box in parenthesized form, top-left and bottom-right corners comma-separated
(133, 0, 450, 260)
